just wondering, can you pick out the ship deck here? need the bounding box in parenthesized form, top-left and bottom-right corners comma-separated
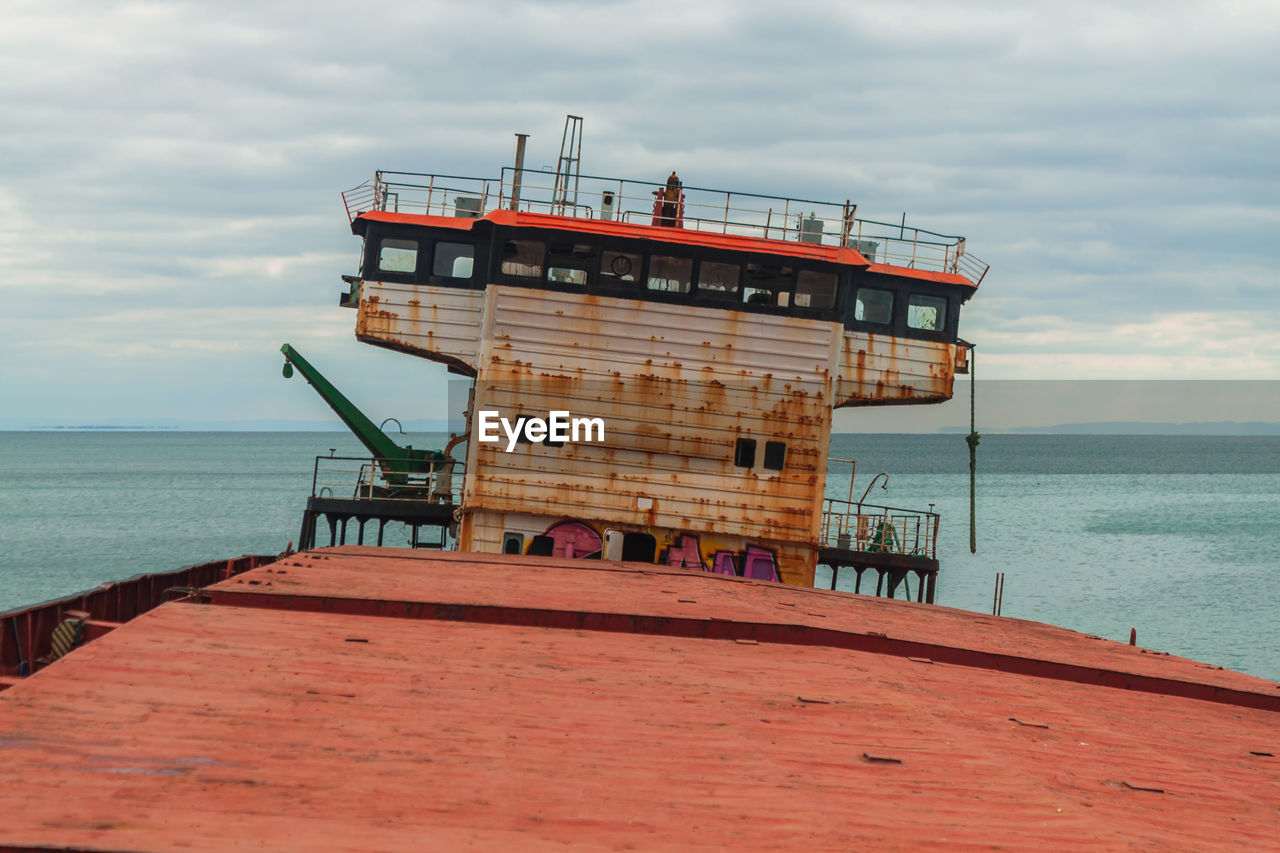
(1, 547, 1278, 850)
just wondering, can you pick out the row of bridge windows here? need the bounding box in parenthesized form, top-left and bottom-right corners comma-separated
(368, 229, 952, 335)
(498, 239, 842, 310)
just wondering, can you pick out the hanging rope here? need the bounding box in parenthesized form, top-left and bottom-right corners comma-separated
(965, 345, 979, 553)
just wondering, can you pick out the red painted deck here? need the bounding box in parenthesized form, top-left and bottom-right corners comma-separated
(1, 547, 1278, 850)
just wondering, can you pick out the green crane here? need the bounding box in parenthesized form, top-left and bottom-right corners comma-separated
(279, 343, 447, 494)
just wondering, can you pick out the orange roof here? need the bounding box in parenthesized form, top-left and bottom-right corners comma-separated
(356, 208, 872, 267)
(356, 210, 980, 289)
(2, 548, 1276, 849)
(357, 209, 480, 231)
(865, 262, 976, 288)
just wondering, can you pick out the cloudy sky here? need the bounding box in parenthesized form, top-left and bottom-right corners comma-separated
(3, 0, 1278, 429)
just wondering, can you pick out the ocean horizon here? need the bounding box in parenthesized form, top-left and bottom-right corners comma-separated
(6, 420, 1280, 435)
(1, 431, 1277, 680)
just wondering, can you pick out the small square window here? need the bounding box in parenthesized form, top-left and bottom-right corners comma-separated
(647, 255, 693, 293)
(734, 438, 756, 468)
(795, 271, 836, 309)
(621, 532, 657, 563)
(743, 262, 793, 306)
(907, 294, 947, 332)
(547, 267, 588, 285)
(697, 261, 740, 299)
(501, 240, 544, 278)
(763, 441, 786, 471)
(378, 238, 418, 274)
(855, 288, 894, 325)
(433, 242, 474, 278)
(548, 242, 593, 286)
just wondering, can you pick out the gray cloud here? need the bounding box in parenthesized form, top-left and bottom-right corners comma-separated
(3, 0, 1279, 426)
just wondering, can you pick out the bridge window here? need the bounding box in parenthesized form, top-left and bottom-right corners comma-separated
(743, 262, 793, 306)
(697, 261, 740, 299)
(795, 271, 836, 309)
(907, 294, 947, 332)
(855, 287, 894, 325)
(548, 267, 588, 285)
(648, 255, 692, 293)
(432, 242, 474, 279)
(734, 438, 756, 468)
(500, 240, 544, 278)
(601, 250, 641, 282)
(547, 241, 594, 286)
(378, 238, 418, 274)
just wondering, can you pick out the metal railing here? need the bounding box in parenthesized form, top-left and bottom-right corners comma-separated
(820, 498, 939, 560)
(311, 455, 462, 505)
(342, 172, 496, 222)
(341, 168, 989, 286)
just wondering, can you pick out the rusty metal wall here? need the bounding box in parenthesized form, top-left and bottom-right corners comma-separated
(354, 279, 958, 413)
(834, 332, 956, 407)
(351, 278, 959, 586)
(355, 280, 484, 370)
(460, 286, 833, 544)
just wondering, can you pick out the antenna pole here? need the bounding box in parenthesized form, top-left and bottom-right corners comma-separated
(510, 133, 529, 212)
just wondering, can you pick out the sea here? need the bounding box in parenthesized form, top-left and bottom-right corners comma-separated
(1, 431, 1277, 680)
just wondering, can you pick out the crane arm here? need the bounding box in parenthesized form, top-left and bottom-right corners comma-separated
(280, 343, 417, 463)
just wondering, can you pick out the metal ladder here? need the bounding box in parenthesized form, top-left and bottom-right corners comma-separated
(552, 114, 583, 216)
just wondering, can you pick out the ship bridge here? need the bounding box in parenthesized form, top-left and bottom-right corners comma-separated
(330, 153, 987, 590)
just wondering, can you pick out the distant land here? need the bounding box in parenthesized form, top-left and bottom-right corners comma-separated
(937, 421, 1280, 436)
(36, 425, 179, 431)
(4, 419, 1280, 435)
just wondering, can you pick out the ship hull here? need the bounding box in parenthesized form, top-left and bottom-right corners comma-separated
(1, 547, 1277, 849)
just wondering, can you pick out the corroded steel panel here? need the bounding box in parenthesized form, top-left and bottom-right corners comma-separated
(833, 330, 955, 407)
(355, 280, 484, 370)
(463, 287, 832, 552)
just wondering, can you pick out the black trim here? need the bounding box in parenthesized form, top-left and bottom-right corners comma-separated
(354, 220, 969, 343)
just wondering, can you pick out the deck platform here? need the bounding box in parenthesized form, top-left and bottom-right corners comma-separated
(0, 547, 1278, 850)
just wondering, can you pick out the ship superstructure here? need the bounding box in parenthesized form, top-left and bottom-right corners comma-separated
(331, 131, 987, 590)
